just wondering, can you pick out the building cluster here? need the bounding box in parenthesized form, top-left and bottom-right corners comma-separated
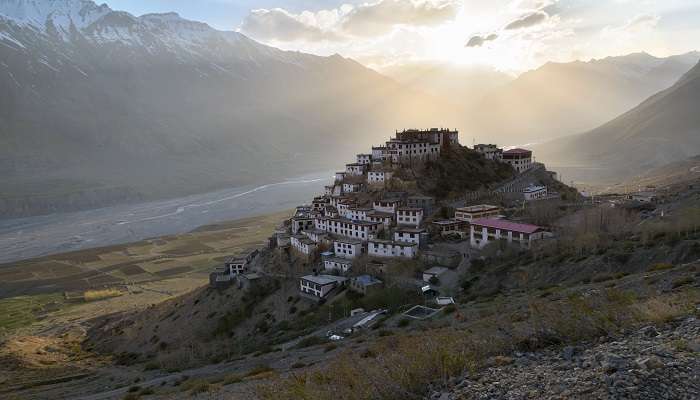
(210, 129, 555, 304)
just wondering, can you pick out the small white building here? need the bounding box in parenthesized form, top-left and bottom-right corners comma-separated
(502, 148, 533, 173)
(396, 207, 423, 227)
(630, 191, 658, 203)
(372, 146, 389, 161)
(346, 207, 372, 222)
(336, 201, 356, 218)
(291, 217, 314, 234)
(304, 229, 330, 245)
(473, 144, 503, 161)
(333, 238, 364, 259)
(454, 204, 502, 222)
(367, 211, 393, 227)
(299, 274, 347, 299)
(470, 218, 550, 249)
(523, 185, 548, 201)
(368, 239, 418, 258)
(346, 163, 367, 176)
(357, 154, 372, 165)
(394, 227, 426, 246)
(367, 170, 393, 185)
(373, 199, 401, 214)
(224, 257, 248, 275)
(423, 266, 449, 283)
(343, 182, 364, 193)
(291, 234, 318, 257)
(335, 172, 347, 183)
(324, 257, 353, 273)
(315, 217, 382, 240)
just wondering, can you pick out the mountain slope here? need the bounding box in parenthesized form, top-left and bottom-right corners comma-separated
(467, 51, 699, 145)
(0, 0, 456, 217)
(536, 61, 700, 183)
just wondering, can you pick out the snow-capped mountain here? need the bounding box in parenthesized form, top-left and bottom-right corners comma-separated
(0, 0, 451, 217)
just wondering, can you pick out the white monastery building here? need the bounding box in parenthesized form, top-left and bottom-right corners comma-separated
(470, 218, 550, 249)
(368, 239, 418, 258)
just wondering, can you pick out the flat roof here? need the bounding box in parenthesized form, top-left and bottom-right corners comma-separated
(367, 211, 393, 218)
(334, 238, 363, 245)
(523, 185, 546, 193)
(324, 256, 353, 265)
(471, 218, 543, 234)
(397, 207, 423, 212)
(369, 239, 418, 247)
(424, 266, 449, 275)
(503, 148, 532, 155)
(432, 219, 461, 225)
(456, 204, 500, 213)
(395, 227, 426, 233)
(301, 274, 348, 285)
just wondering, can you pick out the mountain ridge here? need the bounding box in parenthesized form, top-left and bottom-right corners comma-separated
(536, 60, 700, 183)
(0, 0, 456, 218)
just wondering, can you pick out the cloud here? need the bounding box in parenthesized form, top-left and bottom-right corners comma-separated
(504, 11, 549, 30)
(620, 14, 660, 32)
(239, 8, 341, 42)
(341, 0, 460, 37)
(601, 14, 659, 37)
(465, 33, 498, 47)
(239, 1, 460, 42)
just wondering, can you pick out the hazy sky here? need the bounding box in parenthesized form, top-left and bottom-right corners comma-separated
(106, 0, 700, 72)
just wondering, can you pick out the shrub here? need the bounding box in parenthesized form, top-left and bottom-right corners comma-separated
(295, 336, 329, 349)
(672, 276, 694, 289)
(649, 263, 674, 272)
(84, 288, 123, 302)
(324, 343, 338, 353)
(397, 318, 411, 327)
(443, 304, 457, 314)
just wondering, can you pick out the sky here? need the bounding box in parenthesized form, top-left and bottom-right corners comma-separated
(105, 0, 700, 73)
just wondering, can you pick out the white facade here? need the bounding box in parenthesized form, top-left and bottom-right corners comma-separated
(367, 211, 393, 227)
(335, 172, 346, 182)
(523, 185, 548, 201)
(346, 207, 372, 221)
(373, 199, 400, 214)
(291, 217, 314, 234)
(299, 275, 347, 299)
(314, 217, 382, 240)
(394, 228, 425, 245)
(336, 202, 356, 218)
(469, 219, 548, 249)
(368, 170, 393, 185)
(291, 235, 317, 256)
(346, 163, 366, 176)
(368, 239, 418, 258)
(333, 239, 364, 259)
(224, 259, 248, 275)
(386, 140, 440, 163)
(473, 144, 503, 161)
(324, 257, 353, 273)
(396, 207, 423, 227)
(372, 146, 388, 161)
(502, 149, 533, 174)
(343, 182, 364, 193)
(357, 154, 372, 165)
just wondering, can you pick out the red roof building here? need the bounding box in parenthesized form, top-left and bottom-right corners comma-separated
(470, 218, 550, 249)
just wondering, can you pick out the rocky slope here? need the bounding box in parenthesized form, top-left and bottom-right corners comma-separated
(432, 317, 700, 400)
(0, 0, 455, 217)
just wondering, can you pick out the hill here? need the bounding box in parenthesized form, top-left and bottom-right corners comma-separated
(536, 61, 700, 183)
(466, 51, 699, 145)
(0, 0, 457, 217)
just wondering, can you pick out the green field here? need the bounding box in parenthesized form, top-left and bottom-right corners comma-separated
(0, 294, 65, 336)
